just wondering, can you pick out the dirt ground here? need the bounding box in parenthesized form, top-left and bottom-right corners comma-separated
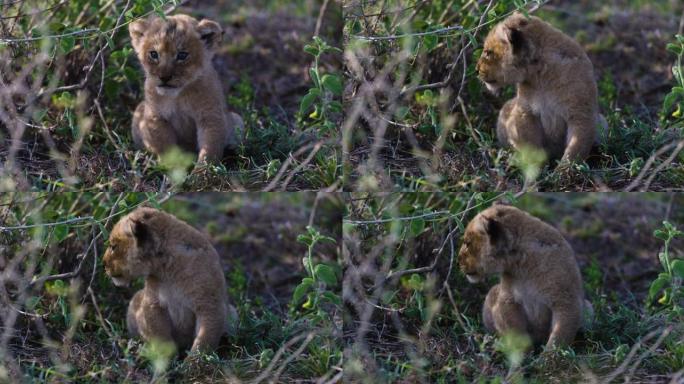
(519, 193, 684, 301)
(183, 0, 342, 119)
(175, 193, 343, 310)
(541, 0, 683, 118)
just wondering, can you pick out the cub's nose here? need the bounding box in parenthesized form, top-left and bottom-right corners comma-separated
(160, 75, 173, 84)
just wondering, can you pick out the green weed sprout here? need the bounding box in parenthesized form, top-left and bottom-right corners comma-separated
(662, 35, 684, 120)
(299, 37, 343, 134)
(291, 226, 340, 318)
(648, 221, 684, 316)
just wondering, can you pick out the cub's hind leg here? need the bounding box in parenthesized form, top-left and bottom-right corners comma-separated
(497, 98, 545, 156)
(127, 289, 176, 349)
(483, 284, 529, 339)
(561, 115, 597, 162)
(546, 300, 582, 349)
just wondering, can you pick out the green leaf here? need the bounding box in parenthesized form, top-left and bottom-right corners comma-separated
(258, 349, 274, 369)
(410, 219, 425, 236)
(296, 233, 312, 246)
(317, 234, 337, 244)
(328, 100, 343, 113)
(406, 273, 424, 291)
(302, 257, 312, 275)
(321, 74, 342, 96)
(423, 34, 438, 52)
(303, 44, 319, 56)
(654, 229, 668, 241)
(292, 278, 313, 304)
(59, 36, 75, 54)
(314, 264, 337, 286)
(45, 279, 68, 296)
(309, 67, 320, 88)
(159, 147, 194, 186)
(321, 291, 342, 306)
(658, 251, 669, 271)
(628, 158, 643, 177)
(110, 49, 126, 60)
(666, 43, 683, 55)
(299, 89, 319, 116)
(54, 224, 69, 243)
(302, 292, 314, 309)
(123, 67, 139, 82)
(671, 259, 684, 278)
(49, 23, 66, 33)
(648, 276, 669, 302)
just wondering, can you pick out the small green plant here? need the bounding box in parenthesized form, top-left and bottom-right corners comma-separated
(647, 221, 684, 316)
(511, 144, 547, 186)
(662, 34, 684, 120)
(140, 339, 176, 376)
(290, 226, 340, 320)
(158, 147, 195, 185)
(299, 37, 343, 134)
(495, 331, 531, 373)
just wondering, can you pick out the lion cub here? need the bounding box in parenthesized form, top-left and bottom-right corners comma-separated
(129, 14, 243, 163)
(458, 205, 591, 348)
(477, 12, 601, 163)
(103, 207, 236, 353)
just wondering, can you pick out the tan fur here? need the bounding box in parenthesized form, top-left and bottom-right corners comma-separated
(458, 205, 591, 348)
(477, 12, 600, 162)
(129, 14, 243, 163)
(103, 207, 236, 353)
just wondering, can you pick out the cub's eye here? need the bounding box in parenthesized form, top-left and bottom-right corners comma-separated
(176, 51, 188, 61)
(149, 51, 159, 60)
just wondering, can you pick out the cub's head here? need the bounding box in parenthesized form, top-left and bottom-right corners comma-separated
(103, 207, 160, 287)
(476, 12, 535, 94)
(129, 14, 223, 97)
(458, 207, 512, 283)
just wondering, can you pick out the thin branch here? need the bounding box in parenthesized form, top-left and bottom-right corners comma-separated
(0, 216, 94, 231)
(344, 210, 451, 225)
(0, 28, 100, 43)
(625, 140, 684, 191)
(352, 25, 463, 41)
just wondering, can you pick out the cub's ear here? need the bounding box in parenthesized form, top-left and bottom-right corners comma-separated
(499, 14, 529, 55)
(197, 19, 223, 51)
(128, 218, 151, 245)
(484, 217, 505, 246)
(129, 18, 149, 53)
(507, 27, 525, 55)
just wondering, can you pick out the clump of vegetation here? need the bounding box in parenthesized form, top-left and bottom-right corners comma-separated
(0, 0, 341, 191)
(343, 0, 684, 191)
(0, 192, 342, 382)
(648, 221, 684, 316)
(343, 192, 684, 382)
